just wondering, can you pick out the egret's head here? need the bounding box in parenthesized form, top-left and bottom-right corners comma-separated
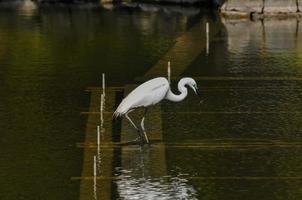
(184, 78, 198, 94)
(183, 77, 203, 103)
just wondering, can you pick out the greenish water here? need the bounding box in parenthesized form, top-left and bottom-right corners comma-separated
(0, 1, 188, 199)
(1, 1, 302, 200)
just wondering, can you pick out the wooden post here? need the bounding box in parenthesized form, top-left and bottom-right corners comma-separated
(100, 94, 105, 134)
(93, 155, 97, 176)
(167, 61, 171, 84)
(102, 73, 105, 97)
(100, 94, 104, 125)
(97, 126, 100, 147)
(93, 155, 97, 200)
(206, 22, 210, 56)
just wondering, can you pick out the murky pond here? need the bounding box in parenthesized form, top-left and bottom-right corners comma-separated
(0, 1, 302, 199)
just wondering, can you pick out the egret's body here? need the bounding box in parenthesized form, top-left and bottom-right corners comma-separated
(113, 77, 199, 144)
(114, 78, 169, 117)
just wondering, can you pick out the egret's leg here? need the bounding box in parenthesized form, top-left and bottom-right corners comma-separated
(140, 108, 149, 144)
(125, 113, 138, 130)
(125, 111, 143, 142)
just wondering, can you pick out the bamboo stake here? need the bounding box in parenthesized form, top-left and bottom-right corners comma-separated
(206, 22, 209, 56)
(93, 155, 97, 176)
(97, 126, 100, 147)
(93, 155, 97, 200)
(167, 61, 171, 84)
(102, 73, 105, 97)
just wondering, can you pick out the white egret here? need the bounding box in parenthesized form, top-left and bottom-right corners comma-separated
(113, 77, 200, 144)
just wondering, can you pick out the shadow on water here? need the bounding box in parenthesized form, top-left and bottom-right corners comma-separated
(1, 0, 302, 199)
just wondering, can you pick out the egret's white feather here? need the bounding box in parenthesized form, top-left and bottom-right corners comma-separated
(113, 77, 169, 118)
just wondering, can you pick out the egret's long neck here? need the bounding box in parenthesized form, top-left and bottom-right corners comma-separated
(165, 79, 188, 102)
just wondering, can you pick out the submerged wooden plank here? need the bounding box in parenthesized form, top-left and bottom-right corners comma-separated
(73, 176, 302, 180)
(112, 19, 220, 196)
(175, 76, 302, 81)
(81, 111, 302, 115)
(76, 142, 302, 149)
(86, 87, 123, 92)
(78, 88, 117, 200)
(137, 18, 220, 81)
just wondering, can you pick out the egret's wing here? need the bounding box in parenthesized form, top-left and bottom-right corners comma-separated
(113, 95, 141, 118)
(113, 77, 169, 118)
(145, 83, 170, 105)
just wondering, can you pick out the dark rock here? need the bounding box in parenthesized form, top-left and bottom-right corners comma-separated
(35, 0, 100, 3)
(213, 0, 224, 6)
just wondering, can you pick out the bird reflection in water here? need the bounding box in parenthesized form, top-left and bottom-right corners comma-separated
(115, 146, 197, 199)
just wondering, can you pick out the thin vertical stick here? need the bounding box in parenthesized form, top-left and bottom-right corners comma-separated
(101, 74, 106, 121)
(97, 125, 101, 171)
(93, 155, 97, 177)
(97, 125, 100, 147)
(167, 61, 171, 84)
(102, 73, 105, 97)
(100, 94, 104, 124)
(206, 22, 210, 56)
(93, 155, 97, 200)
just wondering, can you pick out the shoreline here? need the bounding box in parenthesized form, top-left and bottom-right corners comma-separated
(220, 0, 302, 20)
(32, 0, 218, 6)
(0, 0, 223, 7)
(220, 11, 302, 20)
(2, 0, 302, 20)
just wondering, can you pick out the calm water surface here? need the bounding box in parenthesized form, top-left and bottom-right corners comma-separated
(0, 1, 302, 199)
